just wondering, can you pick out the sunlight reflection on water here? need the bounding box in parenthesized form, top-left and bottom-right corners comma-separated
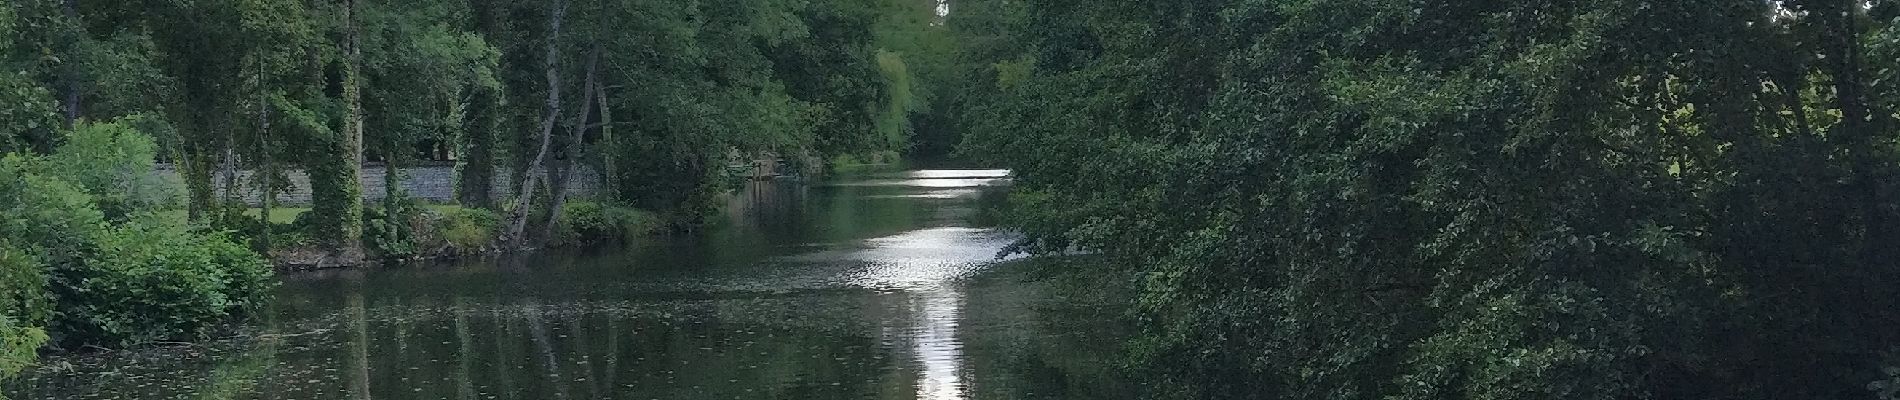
(10, 168, 1087, 400)
(825, 227, 1023, 291)
(829, 178, 1010, 188)
(819, 221, 1020, 399)
(866, 188, 985, 199)
(907, 169, 1011, 179)
(831, 169, 1013, 189)
(913, 290, 965, 399)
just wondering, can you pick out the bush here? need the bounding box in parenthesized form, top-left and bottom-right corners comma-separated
(0, 155, 108, 271)
(0, 244, 49, 396)
(0, 120, 274, 349)
(0, 243, 50, 328)
(363, 198, 424, 257)
(557, 201, 609, 242)
(431, 207, 500, 251)
(200, 229, 275, 315)
(39, 117, 179, 219)
(553, 201, 658, 246)
(0, 316, 46, 400)
(58, 219, 275, 346)
(278, 210, 320, 246)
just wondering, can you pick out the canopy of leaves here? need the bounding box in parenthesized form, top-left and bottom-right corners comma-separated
(959, 0, 1900, 398)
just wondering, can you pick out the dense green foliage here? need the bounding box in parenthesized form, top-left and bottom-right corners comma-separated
(66, 219, 273, 346)
(0, 0, 940, 378)
(954, 0, 1900, 398)
(0, 120, 274, 390)
(550, 201, 659, 246)
(430, 207, 502, 251)
(0, 0, 939, 254)
(0, 245, 49, 400)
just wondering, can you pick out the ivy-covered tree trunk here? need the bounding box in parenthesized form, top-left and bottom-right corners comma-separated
(456, 0, 506, 211)
(457, 86, 499, 210)
(344, 0, 365, 171)
(182, 151, 215, 221)
(380, 134, 410, 256)
(311, 0, 365, 254)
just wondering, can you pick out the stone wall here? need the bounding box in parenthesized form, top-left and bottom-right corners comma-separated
(156, 163, 601, 206)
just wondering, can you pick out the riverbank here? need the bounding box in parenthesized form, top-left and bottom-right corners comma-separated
(0, 168, 1162, 399)
(7, 254, 1148, 400)
(262, 201, 663, 270)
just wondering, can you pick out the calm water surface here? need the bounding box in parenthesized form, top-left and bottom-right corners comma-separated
(8, 169, 1136, 399)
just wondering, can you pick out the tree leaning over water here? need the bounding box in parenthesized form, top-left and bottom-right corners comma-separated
(954, 0, 1900, 398)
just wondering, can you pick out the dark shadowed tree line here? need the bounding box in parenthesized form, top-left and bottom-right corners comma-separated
(948, 0, 1900, 398)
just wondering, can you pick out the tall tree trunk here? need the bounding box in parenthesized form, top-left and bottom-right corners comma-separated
(344, 0, 365, 169)
(458, 0, 505, 210)
(220, 130, 239, 221)
(312, 0, 366, 253)
(598, 81, 616, 200)
(542, 46, 601, 243)
(1820, 4, 1884, 266)
(458, 87, 499, 209)
(184, 152, 214, 221)
(383, 138, 404, 253)
(258, 88, 274, 252)
(502, 0, 568, 249)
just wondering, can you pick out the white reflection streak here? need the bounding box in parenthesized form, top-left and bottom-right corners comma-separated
(820, 227, 1003, 399)
(832, 178, 1008, 188)
(798, 188, 1018, 399)
(915, 289, 966, 399)
(908, 169, 1011, 179)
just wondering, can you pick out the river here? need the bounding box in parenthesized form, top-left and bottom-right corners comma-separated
(6, 169, 1138, 399)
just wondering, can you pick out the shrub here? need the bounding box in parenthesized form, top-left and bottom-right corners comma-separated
(40, 118, 179, 219)
(0, 123, 273, 349)
(278, 210, 321, 246)
(363, 198, 424, 257)
(0, 244, 50, 328)
(557, 201, 608, 242)
(433, 207, 500, 251)
(0, 316, 46, 400)
(58, 219, 275, 346)
(554, 201, 659, 246)
(0, 244, 49, 397)
(0, 155, 108, 270)
(200, 229, 275, 315)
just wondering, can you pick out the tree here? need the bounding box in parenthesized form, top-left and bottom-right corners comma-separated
(957, 0, 1900, 398)
(499, 0, 567, 248)
(358, 0, 499, 254)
